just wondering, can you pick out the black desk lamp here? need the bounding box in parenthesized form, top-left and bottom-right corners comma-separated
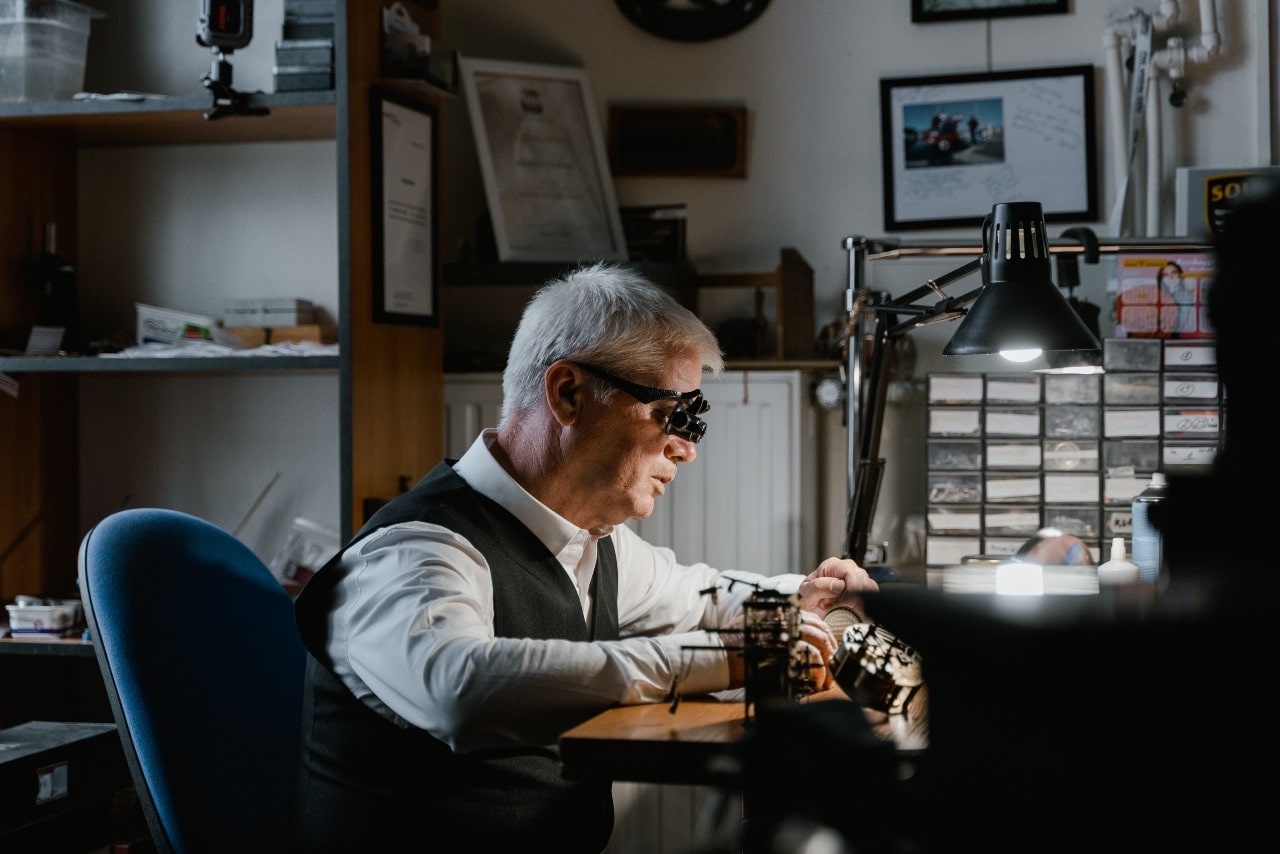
(841, 201, 1101, 563)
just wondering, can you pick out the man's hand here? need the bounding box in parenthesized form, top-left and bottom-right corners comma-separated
(795, 556, 878, 617)
(795, 608, 838, 693)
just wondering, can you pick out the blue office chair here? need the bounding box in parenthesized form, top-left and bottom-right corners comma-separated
(77, 507, 306, 854)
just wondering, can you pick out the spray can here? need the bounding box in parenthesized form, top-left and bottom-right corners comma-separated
(1130, 472, 1168, 584)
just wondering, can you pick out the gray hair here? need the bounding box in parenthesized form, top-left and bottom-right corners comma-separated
(500, 262, 724, 423)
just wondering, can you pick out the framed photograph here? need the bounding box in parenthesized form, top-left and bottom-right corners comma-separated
(371, 87, 438, 325)
(879, 64, 1097, 231)
(458, 56, 628, 263)
(911, 0, 1069, 23)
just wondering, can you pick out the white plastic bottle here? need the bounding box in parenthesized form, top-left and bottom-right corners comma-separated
(1130, 472, 1168, 584)
(1096, 537, 1139, 586)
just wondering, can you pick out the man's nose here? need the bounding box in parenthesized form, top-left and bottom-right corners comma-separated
(668, 435, 698, 464)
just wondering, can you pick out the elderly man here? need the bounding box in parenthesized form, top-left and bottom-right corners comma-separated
(292, 262, 877, 853)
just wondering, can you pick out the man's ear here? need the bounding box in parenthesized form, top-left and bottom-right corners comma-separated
(544, 360, 585, 427)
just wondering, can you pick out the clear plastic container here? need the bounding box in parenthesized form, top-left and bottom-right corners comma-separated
(268, 517, 341, 585)
(0, 0, 105, 102)
(1097, 537, 1139, 586)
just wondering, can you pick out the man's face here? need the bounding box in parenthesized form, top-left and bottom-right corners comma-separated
(567, 353, 705, 528)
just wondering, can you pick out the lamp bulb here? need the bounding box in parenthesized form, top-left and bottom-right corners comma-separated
(999, 348, 1042, 363)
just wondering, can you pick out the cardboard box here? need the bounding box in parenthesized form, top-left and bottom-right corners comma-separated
(269, 324, 333, 344)
(1174, 165, 1280, 237)
(0, 721, 126, 835)
(135, 303, 216, 345)
(223, 297, 315, 328)
(214, 324, 335, 349)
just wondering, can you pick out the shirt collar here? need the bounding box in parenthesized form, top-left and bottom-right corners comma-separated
(452, 429, 613, 557)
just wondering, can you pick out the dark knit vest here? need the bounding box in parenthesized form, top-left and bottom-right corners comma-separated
(292, 461, 619, 853)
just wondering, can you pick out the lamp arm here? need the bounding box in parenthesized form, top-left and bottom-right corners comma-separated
(842, 249, 986, 562)
(846, 317, 893, 563)
(885, 257, 983, 309)
(885, 285, 983, 338)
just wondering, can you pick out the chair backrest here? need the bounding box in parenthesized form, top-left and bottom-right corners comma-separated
(77, 507, 305, 854)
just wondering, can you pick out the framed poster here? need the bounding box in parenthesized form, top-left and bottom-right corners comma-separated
(371, 87, 438, 325)
(1109, 251, 1216, 339)
(458, 56, 628, 263)
(879, 64, 1097, 231)
(911, 0, 1069, 23)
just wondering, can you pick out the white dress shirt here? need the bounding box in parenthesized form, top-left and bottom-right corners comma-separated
(321, 429, 802, 752)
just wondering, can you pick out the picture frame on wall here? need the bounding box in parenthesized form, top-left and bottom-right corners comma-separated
(458, 56, 628, 263)
(607, 105, 748, 177)
(371, 87, 439, 325)
(879, 64, 1097, 231)
(911, 0, 1069, 23)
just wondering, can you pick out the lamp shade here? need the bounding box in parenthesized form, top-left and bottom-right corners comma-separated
(944, 202, 1102, 356)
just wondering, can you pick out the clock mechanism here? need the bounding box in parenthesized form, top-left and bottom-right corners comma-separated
(827, 608, 925, 717)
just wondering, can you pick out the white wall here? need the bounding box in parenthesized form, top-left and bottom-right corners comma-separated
(439, 0, 1276, 566)
(70, 1, 1276, 565)
(75, 1, 340, 560)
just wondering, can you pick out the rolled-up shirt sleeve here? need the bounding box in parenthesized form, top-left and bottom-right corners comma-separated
(322, 430, 805, 753)
(327, 519, 791, 752)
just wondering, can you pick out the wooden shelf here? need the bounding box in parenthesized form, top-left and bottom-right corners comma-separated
(0, 92, 336, 146)
(0, 355, 339, 374)
(0, 636, 94, 658)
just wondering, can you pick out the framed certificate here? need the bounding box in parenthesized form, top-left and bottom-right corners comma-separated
(371, 87, 438, 325)
(458, 56, 628, 263)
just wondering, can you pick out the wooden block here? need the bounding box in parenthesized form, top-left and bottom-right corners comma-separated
(267, 324, 336, 344)
(695, 248, 817, 359)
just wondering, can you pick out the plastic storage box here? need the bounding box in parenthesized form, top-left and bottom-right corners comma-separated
(0, 0, 104, 102)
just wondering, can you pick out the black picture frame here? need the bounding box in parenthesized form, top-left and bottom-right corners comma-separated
(879, 64, 1097, 231)
(911, 0, 1069, 23)
(370, 86, 439, 325)
(607, 105, 748, 177)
